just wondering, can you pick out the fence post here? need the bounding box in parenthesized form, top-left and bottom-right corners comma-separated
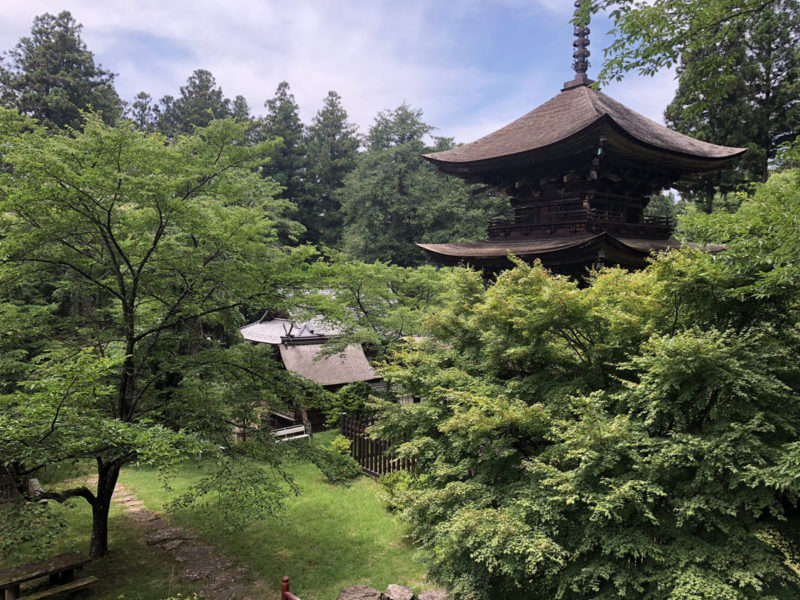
(341, 412, 346, 435)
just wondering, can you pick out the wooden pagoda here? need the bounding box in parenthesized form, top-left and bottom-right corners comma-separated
(417, 3, 745, 275)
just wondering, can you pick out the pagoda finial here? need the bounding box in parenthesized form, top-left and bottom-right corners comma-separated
(572, 0, 590, 75)
(562, 0, 595, 91)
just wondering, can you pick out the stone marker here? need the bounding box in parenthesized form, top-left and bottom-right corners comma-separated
(384, 584, 413, 600)
(337, 585, 383, 600)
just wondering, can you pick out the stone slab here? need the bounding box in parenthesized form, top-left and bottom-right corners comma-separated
(385, 585, 413, 600)
(144, 527, 192, 545)
(337, 585, 383, 600)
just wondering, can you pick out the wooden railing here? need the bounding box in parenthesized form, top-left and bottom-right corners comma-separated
(340, 413, 414, 478)
(282, 576, 301, 600)
(488, 207, 673, 238)
(489, 208, 673, 229)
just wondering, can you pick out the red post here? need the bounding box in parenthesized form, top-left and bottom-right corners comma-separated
(282, 576, 301, 600)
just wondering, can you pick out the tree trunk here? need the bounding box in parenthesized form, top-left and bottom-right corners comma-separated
(89, 459, 121, 558)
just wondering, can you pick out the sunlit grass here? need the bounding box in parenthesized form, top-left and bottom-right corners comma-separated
(2, 431, 428, 600)
(120, 430, 429, 600)
(0, 498, 195, 599)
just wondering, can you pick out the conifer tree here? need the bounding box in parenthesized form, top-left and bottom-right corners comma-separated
(256, 81, 311, 240)
(306, 91, 360, 246)
(339, 104, 509, 266)
(0, 11, 122, 129)
(157, 69, 233, 137)
(128, 91, 159, 133)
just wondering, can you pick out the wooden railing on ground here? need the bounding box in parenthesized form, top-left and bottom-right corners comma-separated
(282, 576, 301, 600)
(340, 413, 414, 478)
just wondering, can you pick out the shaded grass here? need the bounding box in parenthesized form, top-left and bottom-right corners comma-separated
(119, 430, 429, 600)
(0, 497, 196, 600)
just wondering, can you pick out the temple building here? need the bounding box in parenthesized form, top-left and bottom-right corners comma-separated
(417, 3, 745, 275)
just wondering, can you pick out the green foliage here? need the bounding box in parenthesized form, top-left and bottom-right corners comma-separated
(377, 469, 416, 511)
(156, 69, 241, 137)
(303, 252, 449, 354)
(338, 104, 510, 266)
(305, 90, 361, 246)
(644, 191, 683, 227)
(663, 0, 800, 210)
(299, 436, 362, 486)
(165, 452, 293, 531)
(328, 434, 353, 456)
(254, 81, 310, 241)
(0, 502, 68, 563)
(128, 91, 160, 133)
(0, 111, 314, 556)
(375, 169, 800, 599)
(324, 382, 375, 427)
(594, 0, 784, 82)
(120, 439, 429, 600)
(0, 11, 122, 129)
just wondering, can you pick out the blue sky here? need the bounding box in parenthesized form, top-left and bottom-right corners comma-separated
(2, 0, 679, 144)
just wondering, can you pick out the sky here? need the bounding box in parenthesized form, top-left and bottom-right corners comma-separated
(1, 0, 679, 144)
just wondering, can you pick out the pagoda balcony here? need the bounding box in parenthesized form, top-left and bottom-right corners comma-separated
(488, 208, 672, 240)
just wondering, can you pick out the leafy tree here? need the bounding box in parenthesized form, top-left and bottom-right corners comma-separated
(374, 169, 800, 598)
(303, 251, 448, 353)
(339, 104, 510, 267)
(593, 0, 783, 82)
(157, 69, 233, 137)
(0, 110, 315, 558)
(305, 91, 361, 246)
(644, 191, 682, 226)
(0, 11, 122, 129)
(255, 81, 310, 239)
(664, 0, 800, 211)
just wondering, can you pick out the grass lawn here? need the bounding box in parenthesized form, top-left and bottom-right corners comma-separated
(2, 431, 427, 600)
(119, 430, 429, 600)
(0, 497, 196, 600)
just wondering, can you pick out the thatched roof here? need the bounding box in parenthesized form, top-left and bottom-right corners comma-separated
(424, 85, 746, 173)
(278, 343, 378, 387)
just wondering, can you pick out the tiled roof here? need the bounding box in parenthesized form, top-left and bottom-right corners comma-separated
(240, 318, 340, 345)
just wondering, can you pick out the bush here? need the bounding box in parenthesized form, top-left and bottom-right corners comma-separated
(325, 382, 375, 427)
(309, 436, 362, 485)
(377, 469, 414, 511)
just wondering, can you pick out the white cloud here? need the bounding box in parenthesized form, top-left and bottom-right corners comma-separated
(1, 0, 677, 141)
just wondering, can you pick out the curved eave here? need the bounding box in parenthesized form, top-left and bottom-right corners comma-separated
(416, 233, 691, 270)
(425, 114, 746, 177)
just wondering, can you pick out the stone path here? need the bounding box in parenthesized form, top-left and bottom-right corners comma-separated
(109, 482, 266, 600)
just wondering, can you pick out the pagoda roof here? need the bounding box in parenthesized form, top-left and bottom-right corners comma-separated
(424, 85, 746, 174)
(417, 233, 724, 270)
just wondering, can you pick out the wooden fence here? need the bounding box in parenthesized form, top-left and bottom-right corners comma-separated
(340, 413, 414, 478)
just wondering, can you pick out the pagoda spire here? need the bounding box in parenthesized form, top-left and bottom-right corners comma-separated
(563, 0, 595, 90)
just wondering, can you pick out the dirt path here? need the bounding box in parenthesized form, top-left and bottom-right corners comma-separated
(110, 482, 267, 600)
